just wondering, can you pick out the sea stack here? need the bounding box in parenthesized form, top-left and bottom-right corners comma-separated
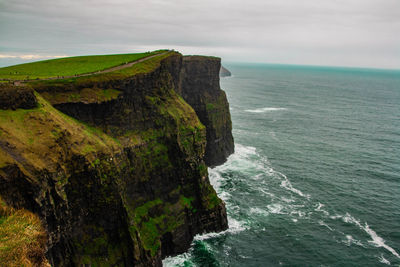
(219, 65, 232, 77)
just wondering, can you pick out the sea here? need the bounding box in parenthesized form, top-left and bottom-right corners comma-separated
(164, 63, 400, 266)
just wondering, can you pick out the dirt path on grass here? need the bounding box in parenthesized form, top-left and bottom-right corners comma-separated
(9, 51, 171, 86)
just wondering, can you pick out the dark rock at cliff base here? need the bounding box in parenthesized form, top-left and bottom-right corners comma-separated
(180, 56, 234, 167)
(0, 84, 37, 110)
(220, 65, 232, 77)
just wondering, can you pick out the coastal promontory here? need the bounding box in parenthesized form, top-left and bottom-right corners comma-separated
(0, 50, 233, 266)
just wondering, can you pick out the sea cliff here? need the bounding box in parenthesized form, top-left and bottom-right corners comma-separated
(180, 56, 234, 166)
(0, 51, 233, 266)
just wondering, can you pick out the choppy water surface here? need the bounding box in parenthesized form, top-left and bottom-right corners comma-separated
(164, 64, 400, 266)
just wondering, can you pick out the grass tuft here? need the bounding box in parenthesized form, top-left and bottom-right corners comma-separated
(0, 197, 49, 266)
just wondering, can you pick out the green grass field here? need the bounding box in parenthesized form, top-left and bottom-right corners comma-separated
(30, 51, 177, 90)
(0, 50, 166, 80)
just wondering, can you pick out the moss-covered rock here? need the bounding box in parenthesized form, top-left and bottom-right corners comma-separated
(0, 51, 231, 266)
(0, 84, 37, 110)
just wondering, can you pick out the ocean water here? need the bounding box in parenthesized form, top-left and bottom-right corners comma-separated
(164, 64, 400, 266)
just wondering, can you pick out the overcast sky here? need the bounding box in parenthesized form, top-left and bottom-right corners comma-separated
(0, 0, 399, 69)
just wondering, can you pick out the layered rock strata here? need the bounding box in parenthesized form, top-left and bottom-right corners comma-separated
(0, 51, 232, 266)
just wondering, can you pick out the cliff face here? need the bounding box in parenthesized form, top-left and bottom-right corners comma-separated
(0, 52, 230, 266)
(179, 56, 234, 167)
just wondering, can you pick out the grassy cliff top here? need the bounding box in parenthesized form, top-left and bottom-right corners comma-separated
(29, 51, 178, 92)
(0, 50, 167, 81)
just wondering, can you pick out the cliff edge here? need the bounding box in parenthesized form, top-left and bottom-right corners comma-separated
(179, 56, 234, 167)
(0, 51, 232, 266)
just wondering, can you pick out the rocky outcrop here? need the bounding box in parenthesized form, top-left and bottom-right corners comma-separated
(219, 66, 231, 77)
(0, 84, 37, 110)
(0, 51, 232, 266)
(179, 56, 234, 167)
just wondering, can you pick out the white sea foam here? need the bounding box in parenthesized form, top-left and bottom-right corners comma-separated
(250, 207, 269, 216)
(315, 202, 330, 216)
(345, 235, 354, 246)
(234, 143, 257, 156)
(343, 234, 365, 247)
(193, 229, 228, 241)
(273, 170, 310, 199)
(258, 188, 275, 199)
(365, 223, 400, 258)
(267, 203, 285, 214)
(228, 217, 246, 232)
(290, 210, 306, 218)
(330, 215, 343, 220)
(162, 251, 193, 266)
(315, 202, 324, 211)
(208, 168, 223, 191)
(208, 143, 261, 202)
(245, 107, 287, 113)
(281, 196, 294, 203)
(341, 213, 400, 258)
(318, 220, 333, 231)
(194, 217, 246, 241)
(211, 144, 263, 176)
(379, 254, 391, 265)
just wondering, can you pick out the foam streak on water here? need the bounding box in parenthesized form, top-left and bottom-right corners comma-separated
(244, 107, 287, 113)
(379, 254, 391, 265)
(340, 213, 400, 258)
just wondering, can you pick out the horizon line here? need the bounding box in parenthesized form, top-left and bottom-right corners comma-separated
(0, 52, 399, 72)
(222, 60, 400, 72)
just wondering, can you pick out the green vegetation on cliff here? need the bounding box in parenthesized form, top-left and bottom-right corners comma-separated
(22, 51, 177, 105)
(31, 51, 176, 88)
(0, 51, 229, 265)
(0, 50, 165, 80)
(0, 92, 120, 172)
(40, 87, 122, 105)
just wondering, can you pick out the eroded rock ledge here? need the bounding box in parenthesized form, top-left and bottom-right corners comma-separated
(0, 51, 233, 266)
(0, 84, 37, 110)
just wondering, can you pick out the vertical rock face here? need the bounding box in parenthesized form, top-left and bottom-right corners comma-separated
(0, 52, 232, 266)
(179, 56, 234, 167)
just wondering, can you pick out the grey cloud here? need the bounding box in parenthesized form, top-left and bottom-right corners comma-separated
(0, 0, 399, 68)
